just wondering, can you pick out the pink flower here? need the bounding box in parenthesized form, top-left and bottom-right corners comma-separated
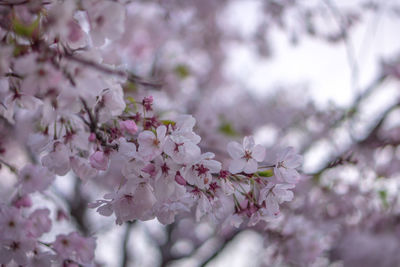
(41, 142, 71, 176)
(27, 209, 52, 238)
(227, 136, 266, 174)
(85, 0, 126, 47)
(27, 250, 54, 267)
(88, 132, 96, 142)
(0, 206, 25, 240)
(89, 150, 109, 171)
(0, 236, 35, 265)
(142, 96, 154, 111)
(90, 181, 156, 224)
(53, 232, 96, 264)
(17, 164, 55, 195)
(175, 171, 187, 185)
(12, 195, 32, 209)
(119, 120, 138, 135)
(70, 156, 98, 182)
(138, 125, 166, 161)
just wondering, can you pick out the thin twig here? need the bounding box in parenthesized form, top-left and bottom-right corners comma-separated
(0, 157, 17, 173)
(121, 221, 135, 267)
(62, 51, 163, 88)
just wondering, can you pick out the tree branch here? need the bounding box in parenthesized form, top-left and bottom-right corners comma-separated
(121, 221, 135, 267)
(199, 230, 240, 267)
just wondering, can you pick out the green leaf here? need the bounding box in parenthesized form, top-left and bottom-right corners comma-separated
(174, 64, 190, 79)
(257, 170, 274, 177)
(124, 82, 137, 92)
(378, 190, 389, 208)
(126, 96, 137, 110)
(13, 16, 40, 38)
(218, 121, 238, 137)
(161, 120, 176, 126)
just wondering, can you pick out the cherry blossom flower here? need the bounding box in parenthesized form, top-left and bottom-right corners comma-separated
(142, 96, 154, 111)
(153, 174, 192, 224)
(119, 120, 138, 135)
(27, 249, 54, 267)
(227, 136, 266, 174)
(0, 206, 25, 240)
(164, 134, 201, 164)
(12, 195, 32, 209)
(258, 183, 295, 217)
(98, 85, 126, 123)
(138, 125, 166, 161)
(13, 54, 62, 96)
(85, 0, 126, 47)
(53, 232, 96, 264)
(90, 180, 156, 224)
(17, 164, 55, 195)
(41, 142, 71, 176)
(0, 236, 35, 266)
(89, 150, 109, 171)
(26, 209, 52, 238)
(274, 147, 303, 184)
(70, 156, 98, 182)
(183, 152, 221, 189)
(153, 201, 191, 225)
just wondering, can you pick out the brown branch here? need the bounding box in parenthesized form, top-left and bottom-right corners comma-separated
(121, 221, 135, 267)
(300, 72, 388, 154)
(199, 230, 240, 267)
(0, 157, 17, 173)
(312, 101, 400, 177)
(0, 0, 51, 6)
(62, 51, 163, 89)
(69, 178, 90, 235)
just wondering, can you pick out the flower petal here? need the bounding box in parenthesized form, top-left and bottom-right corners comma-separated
(229, 158, 246, 174)
(252, 145, 266, 162)
(244, 159, 258, 174)
(227, 141, 244, 159)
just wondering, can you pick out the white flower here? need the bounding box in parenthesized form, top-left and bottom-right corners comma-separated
(92, 180, 156, 224)
(163, 115, 202, 164)
(117, 137, 137, 161)
(227, 136, 266, 174)
(85, 0, 126, 47)
(183, 152, 221, 189)
(98, 85, 126, 123)
(272, 183, 295, 203)
(274, 147, 302, 184)
(164, 134, 201, 165)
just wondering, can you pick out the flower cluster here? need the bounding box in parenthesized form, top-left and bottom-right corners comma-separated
(0, 204, 94, 266)
(88, 115, 303, 227)
(0, 0, 306, 265)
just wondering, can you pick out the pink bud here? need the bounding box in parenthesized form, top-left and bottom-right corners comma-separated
(119, 120, 138, 135)
(88, 133, 96, 142)
(142, 163, 156, 176)
(89, 151, 109, 171)
(57, 209, 69, 222)
(175, 172, 186, 185)
(13, 195, 32, 208)
(142, 96, 153, 111)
